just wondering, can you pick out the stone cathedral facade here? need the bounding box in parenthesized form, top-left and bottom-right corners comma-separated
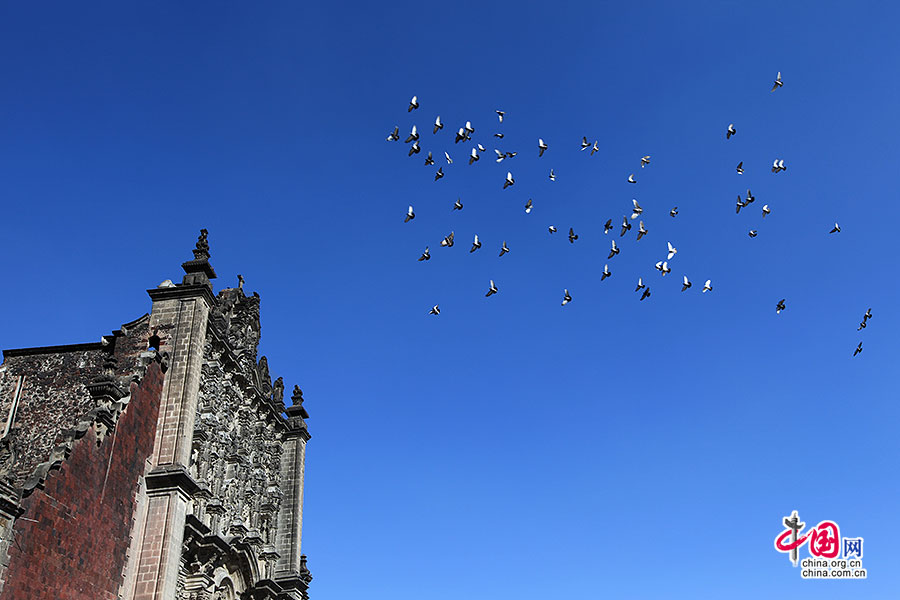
(0, 231, 312, 600)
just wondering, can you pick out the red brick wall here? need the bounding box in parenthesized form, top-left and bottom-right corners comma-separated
(0, 362, 165, 600)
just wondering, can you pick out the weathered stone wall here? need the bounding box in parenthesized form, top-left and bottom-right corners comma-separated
(0, 360, 165, 600)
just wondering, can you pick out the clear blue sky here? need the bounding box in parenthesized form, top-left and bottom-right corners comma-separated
(1, 2, 898, 598)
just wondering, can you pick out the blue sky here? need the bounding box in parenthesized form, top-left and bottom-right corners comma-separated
(1, 2, 898, 597)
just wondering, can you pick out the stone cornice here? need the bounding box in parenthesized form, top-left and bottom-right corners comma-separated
(144, 466, 202, 499)
(147, 283, 217, 308)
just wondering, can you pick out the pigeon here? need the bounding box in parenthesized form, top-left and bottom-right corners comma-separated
(580, 137, 590, 151)
(405, 125, 419, 143)
(549, 169, 557, 182)
(637, 221, 648, 241)
(470, 234, 481, 253)
(631, 199, 643, 220)
(857, 321, 866, 331)
(726, 123, 736, 139)
(504, 171, 515, 189)
(435, 167, 444, 181)
(494, 133, 504, 139)
(418, 246, 430, 261)
(620, 216, 632, 237)
(444, 151, 453, 164)
(776, 299, 786, 314)
(538, 138, 548, 157)
(853, 342, 863, 357)
(655, 261, 671, 276)
(864, 308, 872, 321)
(667, 241, 677, 260)
(736, 195, 747, 214)
(772, 71, 783, 91)
(591, 141, 600, 155)
(525, 199, 533, 214)
(745, 189, 755, 204)
(641, 156, 651, 168)
(640, 287, 651, 301)
(505, 151, 517, 159)
(604, 219, 613, 234)
(762, 204, 771, 218)
(830, 222, 841, 233)
(453, 198, 463, 211)
(749, 229, 758, 238)
(635, 277, 645, 291)
(408, 95, 419, 111)
(627, 174, 636, 184)
(496, 110, 505, 123)
(609, 240, 620, 259)
(408, 141, 421, 156)
(568, 227, 578, 243)
(464, 121, 475, 135)
(682, 275, 692, 292)
(736, 161, 744, 175)
(424, 152, 434, 166)
(433, 115, 443, 134)
(499, 241, 510, 257)
(601, 264, 611, 281)
(702, 279, 712, 293)
(548, 225, 557, 234)
(772, 159, 786, 173)
(405, 205, 415, 223)
(561, 289, 572, 306)
(429, 305, 440, 315)
(387, 126, 400, 141)
(441, 231, 455, 247)
(469, 147, 480, 165)
(455, 128, 467, 143)
(670, 207, 679, 217)
(494, 149, 505, 162)
(477, 143, 486, 153)
(486, 280, 498, 297)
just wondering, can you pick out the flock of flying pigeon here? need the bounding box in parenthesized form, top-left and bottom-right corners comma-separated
(389, 73, 871, 356)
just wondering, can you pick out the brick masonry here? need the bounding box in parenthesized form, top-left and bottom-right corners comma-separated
(0, 361, 164, 600)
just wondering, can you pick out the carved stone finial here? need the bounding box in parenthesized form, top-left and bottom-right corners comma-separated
(238, 274, 244, 290)
(291, 385, 303, 405)
(194, 228, 210, 259)
(182, 229, 217, 286)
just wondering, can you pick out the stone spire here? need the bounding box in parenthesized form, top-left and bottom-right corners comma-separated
(181, 228, 218, 287)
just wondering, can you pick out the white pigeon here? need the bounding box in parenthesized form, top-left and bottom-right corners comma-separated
(682, 275, 692, 292)
(667, 241, 677, 260)
(469, 147, 480, 165)
(453, 197, 463, 211)
(772, 71, 783, 91)
(637, 221, 647, 241)
(444, 151, 452, 164)
(405, 205, 415, 223)
(601, 264, 611, 281)
(494, 149, 505, 163)
(631, 199, 643, 220)
(635, 277, 645, 291)
(580, 137, 590, 151)
(433, 115, 443, 134)
(477, 143, 486, 153)
(641, 155, 651, 167)
(620, 216, 632, 236)
(655, 261, 671, 276)
(499, 241, 510, 257)
(608, 240, 619, 259)
(736, 161, 744, 175)
(627, 174, 636, 184)
(762, 204, 771, 218)
(538, 138, 548, 157)
(434, 167, 444, 181)
(504, 171, 515, 189)
(386, 126, 399, 141)
(591, 141, 599, 155)
(830, 222, 841, 233)
(405, 125, 419, 143)
(548, 226, 557, 234)
(561, 289, 572, 306)
(702, 279, 712, 293)
(496, 110, 505, 123)
(525, 199, 533, 213)
(464, 121, 474, 135)
(440, 231, 454, 247)
(470, 234, 481, 253)
(429, 305, 440, 315)
(486, 280, 498, 297)
(549, 169, 556, 182)
(455, 127, 467, 143)
(408, 95, 419, 111)
(726, 123, 736, 139)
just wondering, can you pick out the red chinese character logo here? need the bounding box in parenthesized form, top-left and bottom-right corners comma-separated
(808, 521, 841, 558)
